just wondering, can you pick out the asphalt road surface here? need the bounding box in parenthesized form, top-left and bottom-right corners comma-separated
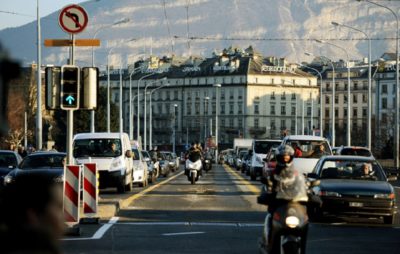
(62, 164, 400, 254)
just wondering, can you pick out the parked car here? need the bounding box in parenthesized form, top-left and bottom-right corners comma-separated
(336, 146, 373, 158)
(73, 132, 134, 193)
(243, 150, 253, 175)
(281, 135, 332, 174)
(131, 144, 148, 187)
(171, 152, 180, 170)
(235, 150, 248, 171)
(249, 139, 281, 180)
(307, 156, 397, 224)
(0, 150, 22, 188)
(4, 152, 66, 186)
(158, 152, 171, 177)
(142, 150, 157, 184)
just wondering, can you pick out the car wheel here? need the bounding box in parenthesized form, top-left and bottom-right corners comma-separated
(383, 215, 394, 225)
(246, 168, 250, 176)
(117, 175, 126, 193)
(250, 169, 257, 181)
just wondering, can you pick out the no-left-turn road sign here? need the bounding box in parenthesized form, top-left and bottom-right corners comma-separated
(59, 4, 89, 34)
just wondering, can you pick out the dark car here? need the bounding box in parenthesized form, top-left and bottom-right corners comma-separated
(308, 156, 397, 224)
(157, 152, 171, 177)
(160, 151, 176, 172)
(142, 150, 157, 184)
(0, 150, 22, 187)
(4, 152, 66, 186)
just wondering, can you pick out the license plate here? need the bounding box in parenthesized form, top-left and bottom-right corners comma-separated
(349, 202, 363, 207)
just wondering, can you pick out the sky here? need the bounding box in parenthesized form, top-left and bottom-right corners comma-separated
(0, 0, 86, 30)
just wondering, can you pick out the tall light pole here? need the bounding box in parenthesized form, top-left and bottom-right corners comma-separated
(213, 84, 221, 160)
(357, 0, 399, 166)
(128, 65, 144, 140)
(204, 97, 210, 142)
(91, 18, 130, 133)
(149, 83, 170, 150)
(306, 53, 336, 146)
(300, 64, 323, 137)
(137, 73, 157, 144)
(332, 21, 372, 148)
(172, 104, 178, 153)
(315, 39, 351, 146)
(144, 77, 167, 150)
(36, 0, 42, 150)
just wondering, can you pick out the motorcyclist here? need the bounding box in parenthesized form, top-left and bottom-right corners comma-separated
(185, 142, 203, 176)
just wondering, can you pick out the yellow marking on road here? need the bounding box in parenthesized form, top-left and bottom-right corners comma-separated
(121, 171, 184, 208)
(223, 164, 261, 194)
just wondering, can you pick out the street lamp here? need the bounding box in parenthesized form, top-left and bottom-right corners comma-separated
(172, 104, 178, 153)
(213, 84, 221, 161)
(36, 0, 42, 150)
(90, 18, 130, 133)
(305, 52, 336, 146)
(128, 64, 145, 140)
(357, 0, 399, 166)
(137, 73, 157, 144)
(204, 97, 210, 142)
(300, 64, 323, 137)
(315, 39, 351, 146)
(149, 83, 170, 150)
(332, 21, 372, 149)
(144, 77, 167, 150)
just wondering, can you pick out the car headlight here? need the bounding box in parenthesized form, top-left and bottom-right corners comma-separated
(319, 191, 342, 197)
(285, 216, 300, 228)
(4, 175, 14, 185)
(111, 158, 122, 169)
(374, 193, 395, 199)
(205, 160, 210, 163)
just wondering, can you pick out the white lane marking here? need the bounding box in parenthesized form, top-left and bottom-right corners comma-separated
(120, 221, 189, 226)
(162, 231, 205, 236)
(115, 221, 263, 227)
(190, 222, 237, 227)
(62, 216, 119, 241)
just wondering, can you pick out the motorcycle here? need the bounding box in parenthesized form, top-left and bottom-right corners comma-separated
(258, 172, 312, 254)
(185, 159, 202, 184)
(204, 157, 212, 172)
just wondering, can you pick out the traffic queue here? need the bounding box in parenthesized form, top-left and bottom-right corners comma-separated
(221, 135, 398, 253)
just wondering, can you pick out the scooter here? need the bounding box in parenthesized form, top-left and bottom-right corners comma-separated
(258, 201, 309, 254)
(185, 159, 202, 184)
(204, 158, 212, 172)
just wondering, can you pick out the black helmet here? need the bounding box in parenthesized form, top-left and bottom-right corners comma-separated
(275, 145, 295, 168)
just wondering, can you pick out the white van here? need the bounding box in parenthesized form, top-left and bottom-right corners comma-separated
(250, 139, 282, 180)
(281, 135, 332, 174)
(73, 132, 134, 193)
(131, 142, 148, 187)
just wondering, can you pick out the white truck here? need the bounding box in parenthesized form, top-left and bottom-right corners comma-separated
(233, 138, 253, 169)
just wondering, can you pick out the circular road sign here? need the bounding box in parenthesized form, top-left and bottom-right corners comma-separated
(59, 4, 89, 34)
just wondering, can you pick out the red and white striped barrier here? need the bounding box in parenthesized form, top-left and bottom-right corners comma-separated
(83, 163, 98, 216)
(63, 165, 81, 223)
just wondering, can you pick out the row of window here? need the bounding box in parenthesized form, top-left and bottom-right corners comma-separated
(325, 81, 368, 91)
(325, 94, 368, 104)
(324, 107, 367, 118)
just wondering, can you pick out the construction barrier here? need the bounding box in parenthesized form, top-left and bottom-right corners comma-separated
(83, 163, 98, 216)
(63, 165, 82, 223)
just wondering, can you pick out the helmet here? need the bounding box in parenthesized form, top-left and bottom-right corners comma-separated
(275, 145, 295, 168)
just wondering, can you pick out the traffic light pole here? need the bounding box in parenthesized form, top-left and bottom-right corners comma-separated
(67, 34, 75, 165)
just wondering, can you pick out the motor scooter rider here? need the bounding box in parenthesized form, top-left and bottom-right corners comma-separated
(185, 143, 203, 176)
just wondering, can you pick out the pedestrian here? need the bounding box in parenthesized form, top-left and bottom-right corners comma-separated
(18, 145, 28, 158)
(0, 173, 65, 254)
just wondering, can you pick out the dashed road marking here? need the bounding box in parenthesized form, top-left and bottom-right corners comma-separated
(162, 231, 205, 236)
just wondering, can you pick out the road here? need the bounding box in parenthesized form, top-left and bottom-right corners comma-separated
(62, 164, 400, 253)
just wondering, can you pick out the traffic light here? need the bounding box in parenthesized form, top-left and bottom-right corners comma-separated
(80, 67, 99, 110)
(61, 65, 80, 110)
(45, 66, 61, 110)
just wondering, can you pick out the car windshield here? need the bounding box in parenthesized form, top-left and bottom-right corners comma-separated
(0, 153, 18, 168)
(286, 140, 331, 159)
(254, 141, 281, 154)
(20, 154, 65, 169)
(73, 139, 122, 158)
(318, 160, 385, 181)
(132, 149, 140, 160)
(341, 148, 372, 157)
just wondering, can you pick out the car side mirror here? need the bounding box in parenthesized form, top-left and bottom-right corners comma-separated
(307, 173, 319, 179)
(125, 150, 133, 158)
(387, 175, 397, 182)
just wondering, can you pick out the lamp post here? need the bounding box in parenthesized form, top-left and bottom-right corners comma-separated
(357, 0, 399, 166)
(172, 104, 178, 153)
(128, 64, 145, 140)
(204, 97, 210, 142)
(144, 77, 167, 150)
(149, 83, 170, 150)
(91, 18, 130, 133)
(305, 53, 336, 146)
(315, 39, 351, 146)
(213, 84, 221, 160)
(332, 21, 372, 149)
(36, 0, 42, 150)
(300, 64, 323, 137)
(137, 73, 157, 145)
